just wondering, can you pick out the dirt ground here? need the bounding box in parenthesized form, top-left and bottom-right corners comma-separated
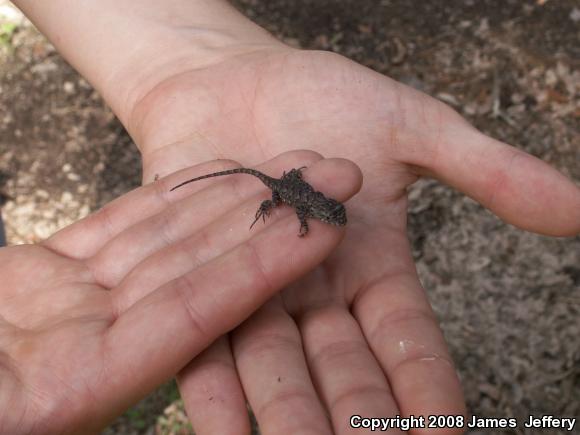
(0, 0, 578, 434)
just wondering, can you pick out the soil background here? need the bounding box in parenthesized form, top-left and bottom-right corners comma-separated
(0, 1, 578, 434)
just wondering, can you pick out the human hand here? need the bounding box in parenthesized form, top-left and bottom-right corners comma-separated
(0, 155, 359, 435)
(128, 48, 580, 435)
(11, 1, 578, 432)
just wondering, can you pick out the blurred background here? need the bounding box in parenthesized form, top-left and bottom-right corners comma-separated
(0, 0, 578, 433)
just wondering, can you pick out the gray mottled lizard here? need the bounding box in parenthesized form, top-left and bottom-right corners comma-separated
(170, 167, 347, 236)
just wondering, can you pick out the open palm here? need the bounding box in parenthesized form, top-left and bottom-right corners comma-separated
(124, 47, 580, 434)
(0, 154, 356, 434)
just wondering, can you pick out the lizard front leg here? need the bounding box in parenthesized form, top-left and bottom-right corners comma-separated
(249, 191, 282, 230)
(296, 205, 310, 237)
(281, 167, 307, 182)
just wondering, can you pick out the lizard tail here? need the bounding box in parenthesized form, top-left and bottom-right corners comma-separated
(169, 168, 266, 191)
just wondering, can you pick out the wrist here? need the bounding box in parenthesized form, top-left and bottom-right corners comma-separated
(116, 22, 289, 140)
(13, 0, 284, 126)
(118, 26, 283, 128)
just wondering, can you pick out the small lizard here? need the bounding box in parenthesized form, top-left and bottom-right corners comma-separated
(170, 167, 347, 236)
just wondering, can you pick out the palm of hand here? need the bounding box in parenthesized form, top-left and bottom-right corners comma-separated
(130, 48, 474, 432)
(0, 245, 113, 433)
(128, 46, 578, 434)
(0, 139, 356, 434)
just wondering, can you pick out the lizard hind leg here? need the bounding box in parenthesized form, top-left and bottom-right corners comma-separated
(249, 199, 277, 230)
(249, 191, 282, 230)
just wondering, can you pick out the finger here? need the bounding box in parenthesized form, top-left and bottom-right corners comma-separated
(233, 297, 333, 435)
(43, 158, 243, 259)
(102, 200, 348, 416)
(177, 337, 251, 435)
(397, 104, 580, 236)
(298, 306, 403, 435)
(353, 264, 466, 435)
(89, 150, 324, 288)
(109, 157, 361, 312)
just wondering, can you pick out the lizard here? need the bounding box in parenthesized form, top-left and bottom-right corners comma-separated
(170, 167, 347, 237)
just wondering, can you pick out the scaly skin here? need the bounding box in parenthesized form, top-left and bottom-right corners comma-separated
(170, 167, 347, 236)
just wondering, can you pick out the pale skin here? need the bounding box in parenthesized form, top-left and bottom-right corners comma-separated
(7, 1, 580, 434)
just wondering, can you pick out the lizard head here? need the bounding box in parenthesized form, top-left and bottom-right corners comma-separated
(312, 198, 347, 226)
